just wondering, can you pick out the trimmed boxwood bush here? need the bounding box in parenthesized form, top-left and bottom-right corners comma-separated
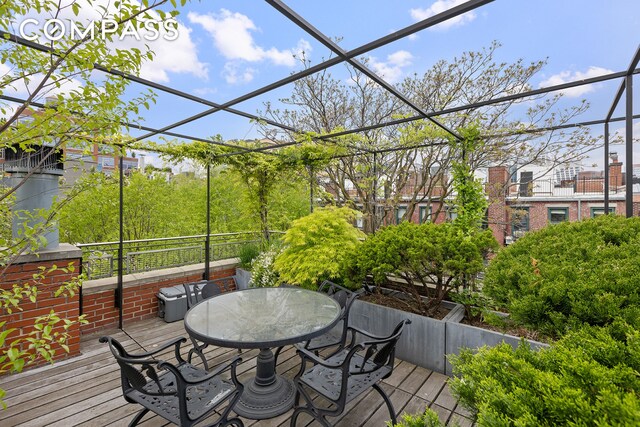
(449, 322, 640, 426)
(345, 221, 497, 316)
(484, 215, 640, 337)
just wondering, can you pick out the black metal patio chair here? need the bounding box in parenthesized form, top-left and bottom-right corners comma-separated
(183, 276, 239, 370)
(100, 335, 244, 427)
(290, 319, 411, 427)
(274, 280, 362, 367)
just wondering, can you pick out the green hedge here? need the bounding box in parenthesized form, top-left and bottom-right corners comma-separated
(450, 323, 640, 426)
(484, 215, 640, 337)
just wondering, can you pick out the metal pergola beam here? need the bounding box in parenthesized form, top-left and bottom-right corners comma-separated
(322, 68, 640, 140)
(0, 30, 300, 135)
(132, 0, 494, 142)
(265, 0, 464, 141)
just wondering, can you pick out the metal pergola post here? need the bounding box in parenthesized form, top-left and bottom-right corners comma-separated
(625, 74, 634, 217)
(117, 155, 124, 330)
(204, 163, 211, 280)
(604, 122, 610, 213)
(605, 45, 640, 218)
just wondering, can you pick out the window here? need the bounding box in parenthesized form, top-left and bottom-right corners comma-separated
(511, 207, 529, 238)
(419, 205, 432, 223)
(590, 207, 615, 217)
(548, 207, 569, 224)
(395, 206, 407, 224)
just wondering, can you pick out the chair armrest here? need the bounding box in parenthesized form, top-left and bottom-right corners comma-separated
(166, 356, 243, 385)
(345, 325, 392, 341)
(295, 346, 344, 369)
(100, 336, 186, 360)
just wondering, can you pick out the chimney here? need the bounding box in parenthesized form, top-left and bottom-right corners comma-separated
(609, 152, 623, 188)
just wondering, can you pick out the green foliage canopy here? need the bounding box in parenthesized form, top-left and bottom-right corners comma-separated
(484, 215, 640, 338)
(450, 323, 640, 426)
(274, 206, 364, 289)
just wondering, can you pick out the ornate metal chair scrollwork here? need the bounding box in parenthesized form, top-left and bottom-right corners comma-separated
(101, 335, 244, 427)
(183, 276, 239, 370)
(274, 280, 362, 366)
(290, 319, 411, 427)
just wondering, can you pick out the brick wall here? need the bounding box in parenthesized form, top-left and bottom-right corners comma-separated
(0, 245, 83, 367)
(487, 166, 509, 245)
(80, 261, 237, 336)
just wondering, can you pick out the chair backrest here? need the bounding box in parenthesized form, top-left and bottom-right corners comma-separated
(201, 276, 238, 300)
(100, 336, 177, 398)
(183, 281, 206, 309)
(318, 280, 361, 320)
(353, 319, 409, 372)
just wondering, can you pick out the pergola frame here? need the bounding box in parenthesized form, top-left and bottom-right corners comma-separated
(2, 0, 637, 328)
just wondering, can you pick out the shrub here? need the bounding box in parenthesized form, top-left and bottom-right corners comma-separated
(274, 206, 364, 289)
(483, 215, 640, 337)
(250, 245, 282, 288)
(346, 221, 497, 315)
(238, 243, 260, 269)
(449, 322, 640, 426)
(387, 408, 448, 427)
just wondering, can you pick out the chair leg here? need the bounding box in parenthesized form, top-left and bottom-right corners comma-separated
(128, 408, 149, 427)
(220, 418, 244, 427)
(188, 337, 209, 371)
(290, 407, 331, 427)
(373, 383, 397, 426)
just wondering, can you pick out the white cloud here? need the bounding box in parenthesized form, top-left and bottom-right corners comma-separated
(222, 62, 256, 85)
(14, 0, 208, 84)
(193, 87, 218, 97)
(410, 0, 477, 30)
(538, 66, 614, 98)
(369, 50, 414, 84)
(124, 23, 208, 83)
(188, 9, 311, 68)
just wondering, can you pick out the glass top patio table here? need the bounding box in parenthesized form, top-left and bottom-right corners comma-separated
(183, 287, 341, 419)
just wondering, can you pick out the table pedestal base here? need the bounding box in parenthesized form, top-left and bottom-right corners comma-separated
(233, 348, 296, 419)
(234, 375, 295, 419)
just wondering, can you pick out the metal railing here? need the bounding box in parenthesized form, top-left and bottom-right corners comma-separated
(77, 232, 279, 279)
(506, 177, 621, 197)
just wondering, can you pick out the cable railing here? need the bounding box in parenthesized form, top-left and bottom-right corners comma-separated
(77, 232, 281, 279)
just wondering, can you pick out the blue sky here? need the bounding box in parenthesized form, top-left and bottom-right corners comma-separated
(8, 0, 640, 168)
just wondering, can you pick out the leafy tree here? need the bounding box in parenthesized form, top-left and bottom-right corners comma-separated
(0, 0, 184, 405)
(274, 206, 364, 289)
(263, 43, 597, 233)
(483, 215, 640, 338)
(346, 222, 497, 316)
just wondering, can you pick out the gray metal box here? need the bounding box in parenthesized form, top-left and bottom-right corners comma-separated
(157, 285, 187, 323)
(157, 283, 203, 322)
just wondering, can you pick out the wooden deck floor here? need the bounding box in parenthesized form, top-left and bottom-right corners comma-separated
(0, 317, 474, 426)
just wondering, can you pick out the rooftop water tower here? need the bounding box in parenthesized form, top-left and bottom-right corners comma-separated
(3, 114, 64, 251)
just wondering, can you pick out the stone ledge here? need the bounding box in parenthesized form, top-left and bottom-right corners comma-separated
(13, 243, 82, 264)
(82, 258, 239, 294)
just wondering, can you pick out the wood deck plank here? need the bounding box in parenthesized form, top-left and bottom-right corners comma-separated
(0, 316, 468, 427)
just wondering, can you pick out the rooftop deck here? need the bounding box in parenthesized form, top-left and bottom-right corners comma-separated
(0, 317, 473, 426)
